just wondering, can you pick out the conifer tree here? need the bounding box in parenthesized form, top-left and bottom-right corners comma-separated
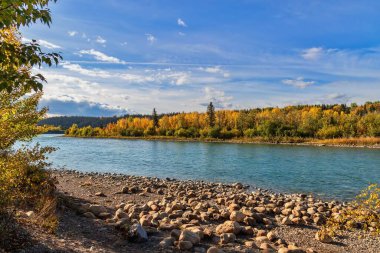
(152, 108, 159, 128)
(207, 102, 216, 127)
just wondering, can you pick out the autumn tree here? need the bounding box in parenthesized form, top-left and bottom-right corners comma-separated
(207, 102, 216, 128)
(0, 0, 60, 247)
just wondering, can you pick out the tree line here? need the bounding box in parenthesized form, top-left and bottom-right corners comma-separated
(65, 101, 380, 140)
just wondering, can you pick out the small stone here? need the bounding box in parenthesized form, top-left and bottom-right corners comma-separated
(194, 247, 206, 253)
(95, 192, 106, 197)
(207, 246, 223, 253)
(255, 236, 270, 244)
(179, 230, 201, 245)
(83, 212, 96, 219)
(25, 211, 35, 218)
(267, 231, 276, 241)
(159, 237, 175, 248)
(89, 205, 107, 216)
(281, 216, 293, 225)
(233, 182, 243, 189)
(114, 208, 128, 219)
(98, 212, 111, 219)
(244, 241, 257, 248)
(220, 233, 236, 244)
(256, 229, 267, 237)
(230, 211, 245, 222)
(259, 242, 272, 250)
(170, 229, 181, 239)
(178, 240, 193, 250)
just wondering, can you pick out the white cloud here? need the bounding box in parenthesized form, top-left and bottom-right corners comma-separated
(62, 62, 112, 78)
(177, 18, 187, 27)
(282, 77, 315, 89)
(67, 31, 78, 37)
(145, 33, 157, 44)
(38, 39, 62, 49)
(22, 37, 61, 49)
(121, 42, 128, 46)
(201, 87, 233, 109)
(96, 36, 107, 44)
(199, 66, 230, 78)
(301, 47, 323, 60)
(178, 32, 186, 36)
(78, 49, 125, 64)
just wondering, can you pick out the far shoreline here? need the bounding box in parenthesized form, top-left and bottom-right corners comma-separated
(60, 135, 380, 149)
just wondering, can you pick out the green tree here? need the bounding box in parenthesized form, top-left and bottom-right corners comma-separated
(207, 102, 216, 127)
(152, 108, 159, 128)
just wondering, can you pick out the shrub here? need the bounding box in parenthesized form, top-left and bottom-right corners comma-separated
(166, 129, 175, 136)
(208, 127, 221, 138)
(144, 127, 156, 136)
(244, 128, 257, 137)
(321, 184, 380, 236)
(175, 128, 189, 137)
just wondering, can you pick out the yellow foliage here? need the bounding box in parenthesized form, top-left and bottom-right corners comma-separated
(322, 184, 380, 236)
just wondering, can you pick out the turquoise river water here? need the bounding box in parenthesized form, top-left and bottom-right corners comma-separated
(25, 135, 380, 200)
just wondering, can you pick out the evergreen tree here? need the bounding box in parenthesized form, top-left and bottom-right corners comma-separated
(207, 102, 216, 127)
(152, 108, 159, 128)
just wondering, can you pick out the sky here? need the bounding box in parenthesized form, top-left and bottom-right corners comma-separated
(21, 0, 380, 116)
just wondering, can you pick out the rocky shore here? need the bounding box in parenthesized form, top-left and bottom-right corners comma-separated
(17, 170, 380, 253)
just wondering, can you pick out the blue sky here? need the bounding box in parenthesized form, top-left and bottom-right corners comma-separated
(22, 0, 380, 116)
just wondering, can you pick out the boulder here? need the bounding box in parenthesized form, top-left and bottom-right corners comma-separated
(127, 224, 148, 243)
(179, 230, 201, 245)
(215, 221, 242, 235)
(230, 211, 245, 222)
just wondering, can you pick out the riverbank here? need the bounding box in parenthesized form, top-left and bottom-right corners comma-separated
(63, 135, 380, 149)
(11, 170, 380, 253)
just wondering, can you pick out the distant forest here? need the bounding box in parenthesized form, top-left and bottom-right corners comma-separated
(65, 102, 380, 140)
(39, 113, 181, 130)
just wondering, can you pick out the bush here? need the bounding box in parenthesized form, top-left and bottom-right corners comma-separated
(166, 129, 175, 136)
(220, 129, 234, 139)
(317, 126, 343, 139)
(144, 127, 156, 136)
(0, 145, 57, 244)
(175, 128, 189, 137)
(244, 128, 257, 137)
(321, 184, 380, 236)
(208, 127, 221, 138)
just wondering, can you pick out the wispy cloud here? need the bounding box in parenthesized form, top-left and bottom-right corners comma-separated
(177, 18, 187, 27)
(301, 47, 323, 60)
(67, 30, 78, 37)
(22, 37, 62, 49)
(200, 87, 233, 109)
(199, 66, 230, 78)
(145, 33, 156, 44)
(78, 49, 125, 64)
(282, 77, 315, 89)
(95, 36, 107, 44)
